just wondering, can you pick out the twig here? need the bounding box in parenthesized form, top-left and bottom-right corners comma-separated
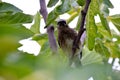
(47, 26, 58, 53)
(72, 0, 91, 57)
(39, 0, 48, 23)
(39, 0, 58, 53)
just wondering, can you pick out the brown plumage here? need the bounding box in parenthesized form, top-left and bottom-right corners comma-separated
(57, 19, 82, 66)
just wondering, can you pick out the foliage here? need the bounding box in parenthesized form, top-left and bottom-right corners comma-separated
(0, 0, 120, 80)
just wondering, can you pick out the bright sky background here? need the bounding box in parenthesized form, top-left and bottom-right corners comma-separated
(2, 0, 120, 70)
(2, 0, 120, 15)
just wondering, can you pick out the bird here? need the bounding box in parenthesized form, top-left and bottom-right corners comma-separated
(57, 19, 82, 67)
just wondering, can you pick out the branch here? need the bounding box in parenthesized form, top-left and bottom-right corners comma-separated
(47, 26, 58, 53)
(72, 0, 91, 57)
(39, 0, 58, 53)
(39, 0, 48, 23)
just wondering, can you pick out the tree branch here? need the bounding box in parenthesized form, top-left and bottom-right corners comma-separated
(47, 26, 58, 53)
(72, 0, 91, 57)
(39, 0, 58, 53)
(39, 0, 48, 23)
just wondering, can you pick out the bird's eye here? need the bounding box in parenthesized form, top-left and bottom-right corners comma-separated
(63, 21, 66, 24)
(57, 22, 61, 25)
(57, 20, 67, 26)
(60, 21, 66, 24)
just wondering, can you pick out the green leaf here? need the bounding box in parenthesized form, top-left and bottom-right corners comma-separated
(0, 11, 33, 38)
(0, 36, 21, 60)
(32, 33, 48, 46)
(95, 38, 110, 58)
(59, 64, 112, 80)
(67, 8, 80, 15)
(0, 24, 33, 54)
(95, 25, 120, 58)
(113, 24, 120, 32)
(0, 3, 34, 58)
(86, 11, 97, 50)
(77, 0, 85, 6)
(0, 24, 33, 39)
(112, 32, 120, 44)
(39, 41, 51, 54)
(100, 0, 113, 17)
(0, 12, 33, 24)
(32, 34, 48, 41)
(0, 21, 33, 54)
(109, 14, 120, 31)
(85, 0, 101, 50)
(0, 2, 22, 13)
(46, 0, 71, 25)
(105, 41, 120, 58)
(46, 11, 58, 26)
(67, 11, 79, 24)
(0, 52, 36, 78)
(90, 0, 99, 15)
(100, 4, 109, 17)
(55, 0, 71, 14)
(30, 12, 41, 34)
(47, 0, 59, 7)
(103, 0, 114, 8)
(96, 23, 111, 39)
(99, 14, 111, 35)
(82, 47, 103, 66)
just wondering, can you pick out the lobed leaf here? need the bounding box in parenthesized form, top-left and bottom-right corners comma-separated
(100, 4, 109, 17)
(46, 0, 71, 26)
(0, 24, 33, 54)
(81, 47, 103, 66)
(77, 0, 85, 6)
(112, 32, 120, 44)
(96, 23, 111, 39)
(100, 0, 113, 17)
(105, 41, 120, 58)
(0, 24, 33, 39)
(0, 2, 34, 57)
(99, 14, 111, 35)
(95, 38, 110, 58)
(30, 12, 41, 34)
(109, 14, 120, 31)
(33, 34, 48, 46)
(103, 0, 114, 8)
(32, 34, 48, 41)
(46, 11, 58, 26)
(47, 0, 59, 7)
(0, 2, 22, 13)
(86, 10, 97, 50)
(0, 12, 33, 24)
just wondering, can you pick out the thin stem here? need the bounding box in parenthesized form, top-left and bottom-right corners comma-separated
(39, 0, 58, 53)
(39, 0, 48, 23)
(47, 26, 58, 53)
(72, 0, 91, 57)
